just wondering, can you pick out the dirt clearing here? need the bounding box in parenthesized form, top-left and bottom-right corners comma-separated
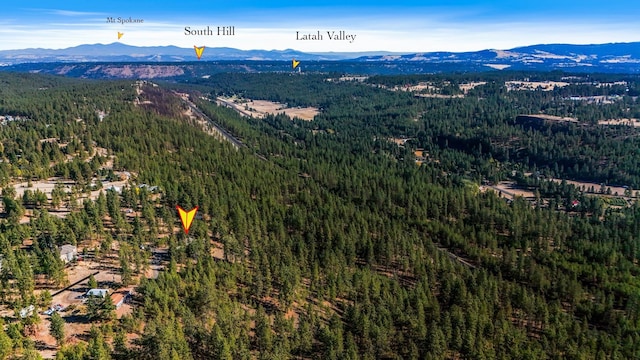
(598, 118, 640, 127)
(506, 81, 570, 91)
(459, 82, 487, 93)
(217, 96, 319, 121)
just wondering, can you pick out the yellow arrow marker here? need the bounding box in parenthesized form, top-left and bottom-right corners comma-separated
(292, 59, 300, 69)
(194, 46, 205, 60)
(176, 206, 198, 234)
(118, 32, 124, 40)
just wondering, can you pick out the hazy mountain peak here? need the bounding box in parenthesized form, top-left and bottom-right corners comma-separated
(1, 41, 639, 73)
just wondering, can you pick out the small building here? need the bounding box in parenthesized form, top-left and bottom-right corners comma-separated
(86, 289, 109, 298)
(110, 289, 131, 309)
(59, 244, 78, 263)
(107, 185, 122, 193)
(138, 184, 159, 192)
(19, 305, 34, 318)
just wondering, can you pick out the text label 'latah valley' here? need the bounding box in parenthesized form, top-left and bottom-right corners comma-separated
(296, 31, 356, 43)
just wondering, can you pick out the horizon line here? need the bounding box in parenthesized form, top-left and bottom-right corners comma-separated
(1, 40, 639, 54)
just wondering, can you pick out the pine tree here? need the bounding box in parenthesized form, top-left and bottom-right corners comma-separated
(88, 274, 98, 290)
(0, 323, 12, 360)
(50, 312, 65, 347)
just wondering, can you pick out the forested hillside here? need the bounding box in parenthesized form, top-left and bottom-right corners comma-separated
(0, 71, 639, 359)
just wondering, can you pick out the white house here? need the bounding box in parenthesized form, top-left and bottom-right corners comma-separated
(86, 289, 109, 298)
(59, 244, 78, 263)
(19, 305, 34, 318)
(107, 185, 122, 193)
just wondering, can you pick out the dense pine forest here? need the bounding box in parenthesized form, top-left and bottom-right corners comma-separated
(0, 70, 639, 359)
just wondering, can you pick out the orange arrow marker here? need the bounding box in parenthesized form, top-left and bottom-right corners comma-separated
(118, 32, 124, 40)
(176, 206, 198, 234)
(194, 46, 205, 60)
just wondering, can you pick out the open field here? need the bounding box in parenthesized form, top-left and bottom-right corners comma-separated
(13, 176, 129, 202)
(565, 95, 622, 104)
(13, 179, 73, 200)
(217, 96, 319, 121)
(326, 76, 369, 82)
(550, 178, 638, 197)
(481, 179, 638, 207)
(397, 83, 439, 93)
(506, 81, 570, 91)
(598, 118, 640, 127)
(481, 182, 536, 201)
(517, 114, 579, 123)
(382, 81, 485, 98)
(382, 79, 571, 95)
(415, 93, 464, 99)
(459, 81, 487, 93)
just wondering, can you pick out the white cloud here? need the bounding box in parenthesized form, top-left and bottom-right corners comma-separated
(21, 8, 106, 17)
(48, 9, 106, 17)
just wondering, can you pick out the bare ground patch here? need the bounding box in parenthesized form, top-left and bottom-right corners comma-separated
(550, 178, 637, 198)
(481, 182, 536, 200)
(506, 81, 570, 91)
(217, 96, 319, 121)
(459, 82, 487, 93)
(598, 118, 640, 127)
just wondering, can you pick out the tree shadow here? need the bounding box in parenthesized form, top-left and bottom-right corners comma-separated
(249, 295, 279, 316)
(73, 332, 92, 342)
(62, 313, 91, 324)
(34, 340, 57, 351)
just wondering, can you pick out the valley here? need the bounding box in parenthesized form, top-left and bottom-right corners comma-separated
(0, 68, 639, 359)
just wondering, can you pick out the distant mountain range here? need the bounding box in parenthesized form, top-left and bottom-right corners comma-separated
(1, 41, 639, 74)
(356, 42, 640, 72)
(0, 43, 398, 63)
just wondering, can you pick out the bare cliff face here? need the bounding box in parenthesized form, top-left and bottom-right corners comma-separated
(62, 64, 186, 79)
(13, 62, 284, 79)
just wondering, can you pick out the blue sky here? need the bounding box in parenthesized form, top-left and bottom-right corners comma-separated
(1, 1, 639, 51)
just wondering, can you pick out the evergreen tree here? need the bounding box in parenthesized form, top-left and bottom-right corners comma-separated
(49, 312, 65, 347)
